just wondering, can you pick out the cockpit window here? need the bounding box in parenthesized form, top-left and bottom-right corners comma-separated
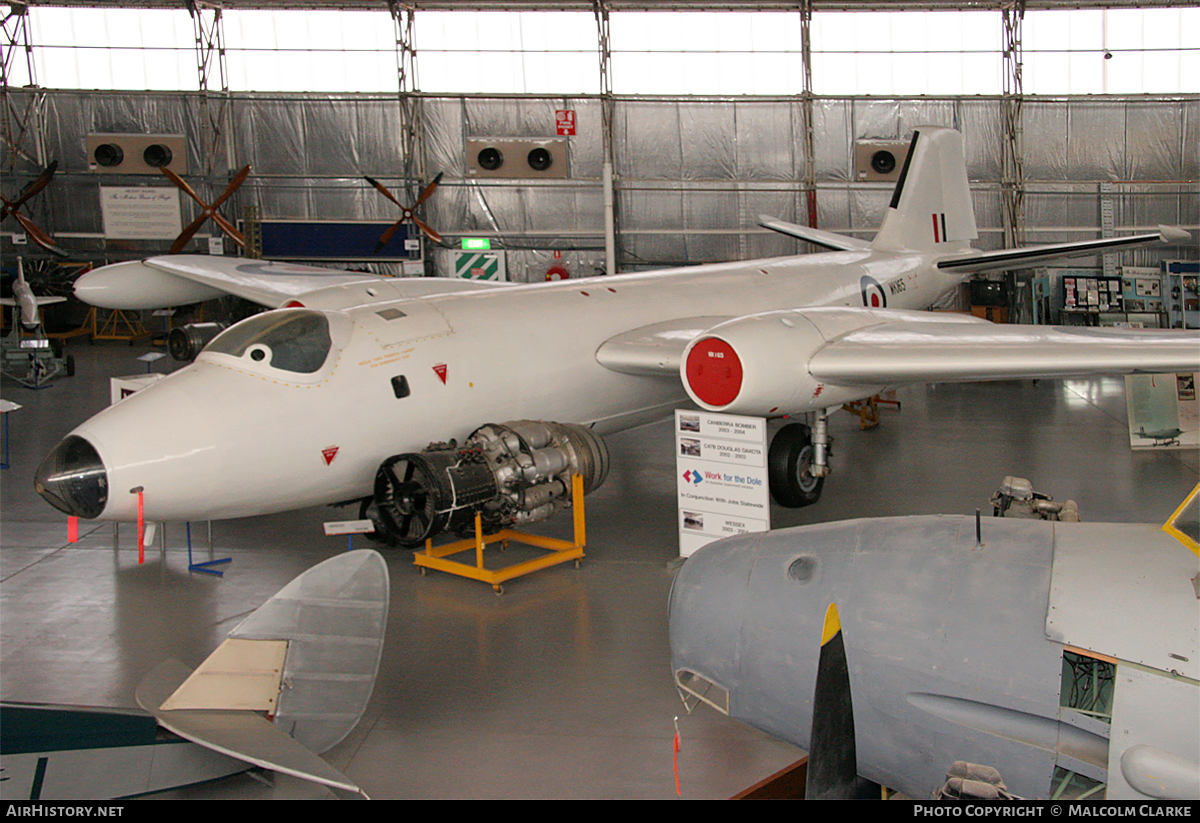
(206, 309, 332, 374)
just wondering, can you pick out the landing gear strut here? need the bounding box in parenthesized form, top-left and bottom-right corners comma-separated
(768, 410, 831, 508)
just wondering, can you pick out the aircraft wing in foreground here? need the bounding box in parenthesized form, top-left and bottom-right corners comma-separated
(669, 493, 1200, 800)
(0, 550, 389, 799)
(37, 127, 1197, 546)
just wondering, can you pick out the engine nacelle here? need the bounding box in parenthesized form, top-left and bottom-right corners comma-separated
(373, 420, 608, 548)
(168, 322, 229, 361)
(681, 308, 892, 416)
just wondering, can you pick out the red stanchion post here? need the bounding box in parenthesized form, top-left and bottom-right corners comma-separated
(131, 486, 145, 564)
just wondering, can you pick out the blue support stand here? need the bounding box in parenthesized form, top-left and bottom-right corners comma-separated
(186, 521, 232, 576)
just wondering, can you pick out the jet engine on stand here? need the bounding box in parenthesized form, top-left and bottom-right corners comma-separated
(370, 420, 608, 548)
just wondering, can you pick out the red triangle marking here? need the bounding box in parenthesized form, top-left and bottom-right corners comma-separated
(433, 363, 448, 384)
(322, 446, 339, 465)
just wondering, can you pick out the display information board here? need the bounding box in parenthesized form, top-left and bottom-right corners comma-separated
(100, 187, 182, 240)
(675, 410, 769, 558)
(1125, 372, 1199, 451)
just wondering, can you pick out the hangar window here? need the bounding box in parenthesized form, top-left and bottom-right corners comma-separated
(206, 310, 332, 375)
(18, 6, 1200, 95)
(22, 8, 195, 90)
(415, 11, 598, 95)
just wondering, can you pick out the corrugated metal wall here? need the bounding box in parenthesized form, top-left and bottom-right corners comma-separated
(8, 89, 1198, 281)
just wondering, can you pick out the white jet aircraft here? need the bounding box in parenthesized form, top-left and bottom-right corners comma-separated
(35, 127, 1198, 545)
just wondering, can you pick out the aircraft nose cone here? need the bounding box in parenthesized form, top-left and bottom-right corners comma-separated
(35, 435, 109, 518)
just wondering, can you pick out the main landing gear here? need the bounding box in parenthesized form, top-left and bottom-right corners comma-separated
(767, 409, 832, 508)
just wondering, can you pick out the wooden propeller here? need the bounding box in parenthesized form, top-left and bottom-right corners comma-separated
(1, 161, 67, 257)
(364, 172, 444, 253)
(161, 164, 251, 254)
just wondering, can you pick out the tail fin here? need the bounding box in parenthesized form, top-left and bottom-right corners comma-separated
(871, 127, 978, 254)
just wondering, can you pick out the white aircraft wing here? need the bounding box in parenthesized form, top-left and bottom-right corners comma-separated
(74, 254, 513, 311)
(597, 308, 1199, 414)
(936, 226, 1191, 274)
(0, 295, 66, 306)
(807, 320, 1200, 383)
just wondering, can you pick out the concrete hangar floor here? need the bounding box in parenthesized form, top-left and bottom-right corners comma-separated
(2, 340, 1197, 800)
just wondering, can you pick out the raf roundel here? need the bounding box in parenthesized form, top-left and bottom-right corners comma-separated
(860, 275, 887, 308)
(685, 337, 743, 408)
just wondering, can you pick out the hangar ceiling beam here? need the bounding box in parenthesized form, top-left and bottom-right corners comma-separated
(12, 2, 1193, 10)
(1001, 2, 1025, 253)
(594, 0, 618, 275)
(189, 1, 235, 178)
(390, 0, 426, 207)
(1, 3, 47, 171)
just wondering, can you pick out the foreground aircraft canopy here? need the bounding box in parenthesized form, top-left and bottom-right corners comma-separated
(0, 549, 389, 799)
(36, 127, 1198, 542)
(668, 492, 1200, 800)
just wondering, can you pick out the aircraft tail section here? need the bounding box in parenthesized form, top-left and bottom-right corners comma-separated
(872, 127, 978, 254)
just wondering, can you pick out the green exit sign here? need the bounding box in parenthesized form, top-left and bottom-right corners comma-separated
(462, 238, 491, 250)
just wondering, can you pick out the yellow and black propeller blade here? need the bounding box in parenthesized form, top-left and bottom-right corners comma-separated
(805, 602, 881, 800)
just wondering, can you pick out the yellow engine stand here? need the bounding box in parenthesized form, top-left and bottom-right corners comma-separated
(414, 473, 587, 595)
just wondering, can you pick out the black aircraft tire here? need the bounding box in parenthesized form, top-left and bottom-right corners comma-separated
(768, 423, 825, 508)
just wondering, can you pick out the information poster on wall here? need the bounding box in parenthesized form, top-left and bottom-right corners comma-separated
(1125, 372, 1199, 450)
(100, 187, 182, 240)
(675, 410, 769, 558)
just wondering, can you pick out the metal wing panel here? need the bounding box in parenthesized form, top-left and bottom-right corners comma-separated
(809, 322, 1200, 385)
(143, 255, 512, 310)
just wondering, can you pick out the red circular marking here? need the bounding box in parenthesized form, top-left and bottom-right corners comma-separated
(685, 337, 743, 408)
(283, 300, 305, 308)
(870, 293, 881, 307)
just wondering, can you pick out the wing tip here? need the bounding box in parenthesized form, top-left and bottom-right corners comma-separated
(1158, 225, 1192, 244)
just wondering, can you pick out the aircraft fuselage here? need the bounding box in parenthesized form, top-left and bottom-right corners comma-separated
(46, 249, 958, 523)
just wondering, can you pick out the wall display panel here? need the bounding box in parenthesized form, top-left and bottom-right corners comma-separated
(423, 98, 470, 178)
(615, 103, 685, 181)
(1125, 104, 1192, 181)
(235, 98, 308, 177)
(1065, 103, 1133, 181)
(677, 104, 738, 181)
(732, 102, 799, 182)
(1021, 105, 1072, 181)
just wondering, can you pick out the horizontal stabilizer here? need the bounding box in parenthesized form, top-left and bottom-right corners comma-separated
(936, 227, 1191, 274)
(134, 549, 390, 796)
(757, 215, 870, 252)
(137, 660, 363, 796)
(810, 322, 1200, 384)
